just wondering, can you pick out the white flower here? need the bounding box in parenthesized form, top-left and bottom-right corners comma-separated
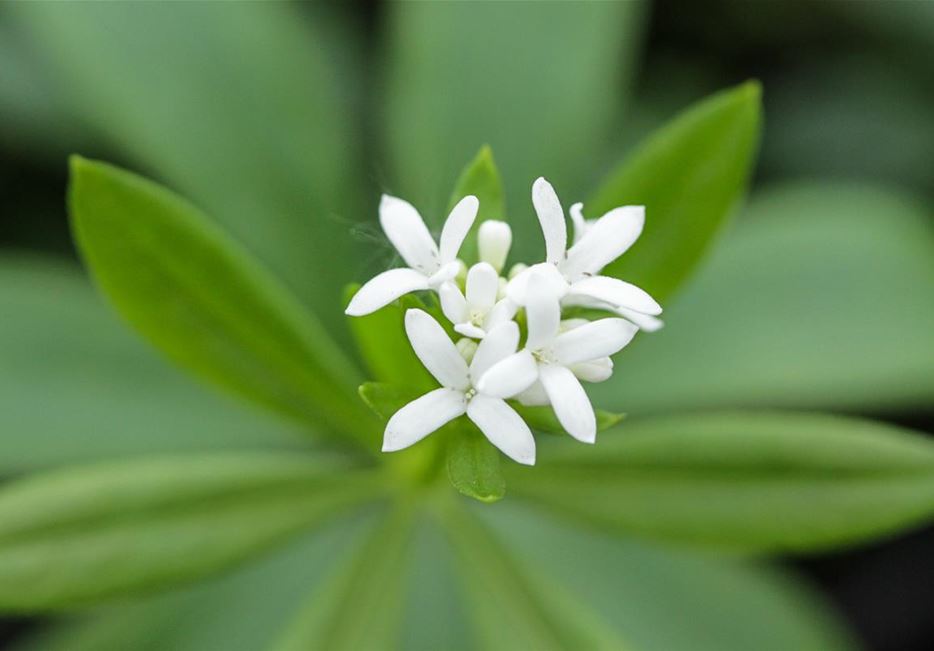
(478, 273, 637, 444)
(383, 309, 536, 465)
(477, 220, 512, 273)
(507, 177, 663, 331)
(568, 205, 664, 333)
(345, 194, 479, 316)
(439, 262, 517, 339)
(513, 318, 615, 407)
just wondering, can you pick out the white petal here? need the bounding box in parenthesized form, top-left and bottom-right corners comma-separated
(405, 309, 471, 390)
(515, 380, 549, 406)
(427, 261, 461, 288)
(470, 320, 519, 381)
(476, 350, 539, 399)
(440, 195, 478, 264)
(571, 357, 614, 383)
(345, 268, 429, 316)
(505, 262, 568, 305)
(478, 220, 512, 272)
(524, 272, 561, 351)
(559, 318, 590, 332)
(539, 364, 596, 443)
(383, 388, 466, 452)
(552, 318, 638, 366)
(567, 275, 662, 316)
(483, 298, 518, 331)
(616, 306, 665, 332)
(467, 395, 536, 466)
(532, 177, 567, 264)
(561, 206, 644, 280)
(569, 202, 589, 244)
(465, 262, 499, 311)
(439, 282, 469, 324)
(454, 323, 487, 339)
(379, 195, 439, 274)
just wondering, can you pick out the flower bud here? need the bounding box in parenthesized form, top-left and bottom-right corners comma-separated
(478, 220, 512, 273)
(507, 262, 528, 280)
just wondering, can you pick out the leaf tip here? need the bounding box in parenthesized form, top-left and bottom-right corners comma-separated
(738, 79, 762, 103)
(68, 153, 89, 174)
(476, 143, 495, 164)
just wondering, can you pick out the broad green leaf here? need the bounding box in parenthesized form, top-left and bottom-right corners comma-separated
(273, 505, 414, 651)
(0, 256, 307, 473)
(441, 503, 630, 650)
(383, 2, 645, 263)
(593, 182, 934, 414)
(447, 146, 507, 265)
(508, 412, 934, 553)
(446, 423, 506, 504)
(513, 404, 624, 438)
(588, 81, 762, 302)
(69, 158, 375, 448)
(399, 515, 474, 651)
(482, 503, 855, 651)
(12, 511, 380, 651)
(9, 2, 364, 338)
(344, 287, 435, 392)
(0, 453, 383, 611)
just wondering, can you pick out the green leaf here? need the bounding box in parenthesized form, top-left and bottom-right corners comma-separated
(69, 158, 375, 448)
(447, 423, 506, 503)
(273, 505, 414, 651)
(358, 382, 418, 422)
(11, 512, 380, 651)
(344, 287, 435, 392)
(441, 504, 630, 650)
(383, 2, 645, 263)
(0, 256, 310, 473)
(513, 404, 624, 438)
(481, 502, 855, 651)
(399, 515, 475, 651)
(0, 453, 384, 611)
(9, 2, 364, 338)
(509, 411, 934, 553)
(446, 146, 506, 265)
(593, 181, 934, 414)
(588, 81, 762, 302)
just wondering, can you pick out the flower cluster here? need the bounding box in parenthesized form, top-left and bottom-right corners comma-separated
(346, 178, 662, 465)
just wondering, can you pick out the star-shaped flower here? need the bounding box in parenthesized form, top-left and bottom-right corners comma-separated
(479, 273, 637, 444)
(510, 317, 615, 407)
(345, 194, 478, 316)
(382, 309, 535, 465)
(568, 203, 664, 332)
(439, 262, 517, 339)
(507, 177, 663, 330)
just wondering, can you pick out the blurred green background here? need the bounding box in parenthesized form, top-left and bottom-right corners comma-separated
(1, 1, 933, 650)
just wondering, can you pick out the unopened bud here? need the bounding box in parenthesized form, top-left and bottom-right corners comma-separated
(478, 220, 512, 273)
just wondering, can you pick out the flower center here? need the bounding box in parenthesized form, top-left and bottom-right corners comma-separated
(464, 388, 477, 401)
(532, 348, 555, 364)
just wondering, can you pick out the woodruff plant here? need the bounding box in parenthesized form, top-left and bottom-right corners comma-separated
(347, 175, 658, 465)
(3, 83, 934, 650)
